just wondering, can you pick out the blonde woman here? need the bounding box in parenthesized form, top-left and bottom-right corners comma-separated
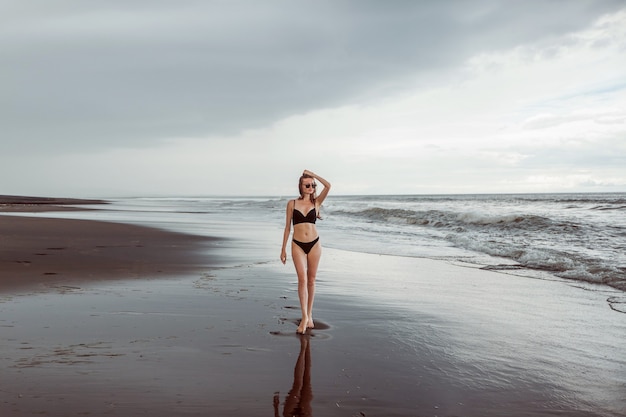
(281, 170, 331, 334)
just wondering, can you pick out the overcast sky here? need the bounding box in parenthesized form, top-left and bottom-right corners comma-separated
(2, 1, 625, 197)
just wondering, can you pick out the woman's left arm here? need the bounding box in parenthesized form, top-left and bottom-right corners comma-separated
(304, 170, 331, 205)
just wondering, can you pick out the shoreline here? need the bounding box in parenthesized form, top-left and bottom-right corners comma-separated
(0, 195, 108, 213)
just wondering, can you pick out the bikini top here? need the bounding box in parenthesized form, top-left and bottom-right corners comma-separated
(292, 202, 317, 225)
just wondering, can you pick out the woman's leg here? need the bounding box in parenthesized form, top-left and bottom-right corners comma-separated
(304, 242, 322, 329)
(292, 243, 310, 334)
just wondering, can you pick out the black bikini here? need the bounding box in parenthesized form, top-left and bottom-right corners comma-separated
(292, 202, 319, 254)
(292, 206, 317, 225)
(292, 236, 319, 254)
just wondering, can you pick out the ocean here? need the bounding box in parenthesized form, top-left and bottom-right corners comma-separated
(52, 192, 623, 291)
(20, 192, 626, 294)
(321, 193, 626, 293)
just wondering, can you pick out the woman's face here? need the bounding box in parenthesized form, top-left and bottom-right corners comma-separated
(301, 179, 317, 195)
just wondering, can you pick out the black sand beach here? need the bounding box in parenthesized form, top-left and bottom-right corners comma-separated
(0, 215, 215, 293)
(1, 198, 624, 416)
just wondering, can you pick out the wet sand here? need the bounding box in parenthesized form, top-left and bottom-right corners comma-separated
(1, 210, 625, 416)
(0, 215, 215, 293)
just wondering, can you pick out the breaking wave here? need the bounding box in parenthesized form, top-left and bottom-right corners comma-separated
(330, 196, 626, 292)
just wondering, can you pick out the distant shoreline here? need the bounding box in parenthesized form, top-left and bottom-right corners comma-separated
(0, 195, 108, 212)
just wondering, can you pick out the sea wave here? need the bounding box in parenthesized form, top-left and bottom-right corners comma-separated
(331, 204, 625, 291)
(591, 205, 626, 211)
(336, 207, 583, 234)
(450, 234, 626, 290)
(503, 195, 626, 205)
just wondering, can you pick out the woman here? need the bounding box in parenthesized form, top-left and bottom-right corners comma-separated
(281, 170, 331, 334)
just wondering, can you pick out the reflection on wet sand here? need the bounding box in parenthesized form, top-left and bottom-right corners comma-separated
(274, 335, 313, 417)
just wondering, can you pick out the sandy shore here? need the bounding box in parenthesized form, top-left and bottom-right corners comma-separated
(0, 215, 215, 293)
(1, 209, 624, 416)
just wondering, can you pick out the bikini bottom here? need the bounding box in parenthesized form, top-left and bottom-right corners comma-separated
(292, 237, 320, 255)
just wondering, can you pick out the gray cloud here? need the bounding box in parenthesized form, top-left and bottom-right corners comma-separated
(2, 0, 623, 153)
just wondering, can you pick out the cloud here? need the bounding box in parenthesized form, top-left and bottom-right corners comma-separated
(2, 0, 624, 155)
(1, 1, 625, 197)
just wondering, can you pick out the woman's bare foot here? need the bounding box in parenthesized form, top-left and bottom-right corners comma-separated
(307, 317, 314, 329)
(297, 319, 308, 334)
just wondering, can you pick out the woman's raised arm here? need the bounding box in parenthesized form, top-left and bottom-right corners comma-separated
(303, 170, 331, 205)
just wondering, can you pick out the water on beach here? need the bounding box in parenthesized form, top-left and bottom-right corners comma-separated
(325, 193, 626, 291)
(2, 193, 625, 416)
(49, 192, 626, 293)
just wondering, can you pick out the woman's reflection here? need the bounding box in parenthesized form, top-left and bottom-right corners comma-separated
(274, 334, 313, 417)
